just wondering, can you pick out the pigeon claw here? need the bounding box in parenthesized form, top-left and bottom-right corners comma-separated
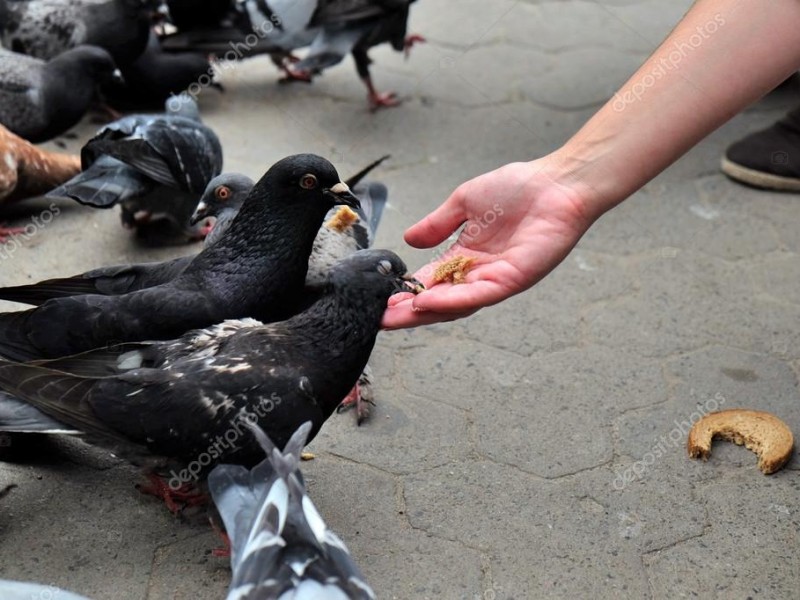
(137, 473, 209, 516)
(337, 381, 375, 426)
(368, 91, 401, 112)
(404, 34, 426, 59)
(0, 224, 26, 244)
(279, 65, 313, 84)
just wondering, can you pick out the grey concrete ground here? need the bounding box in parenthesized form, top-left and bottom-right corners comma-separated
(1, 1, 798, 598)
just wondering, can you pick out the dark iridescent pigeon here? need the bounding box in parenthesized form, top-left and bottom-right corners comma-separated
(0, 154, 359, 362)
(0, 46, 120, 143)
(103, 31, 223, 110)
(48, 96, 223, 241)
(0, 251, 422, 474)
(209, 422, 375, 600)
(0, 156, 389, 305)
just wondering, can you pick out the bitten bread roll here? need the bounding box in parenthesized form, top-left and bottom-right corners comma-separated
(687, 409, 794, 474)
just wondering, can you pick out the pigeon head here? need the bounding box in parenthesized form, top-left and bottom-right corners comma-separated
(259, 154, 361, 212)
(191, 173, 254, 225)
(328, 249, 424, 298)
(164, 95, 201, 121)
(53, 46, 121, 85)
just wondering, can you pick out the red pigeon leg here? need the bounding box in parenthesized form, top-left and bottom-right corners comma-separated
(404, 33, 426, 58)
(337, 379, 375, 426)
(209, 517, 232, 558)
(0, 225, 25, 243)
(363, 76, 401, 111)
(136, 472, 209, 515)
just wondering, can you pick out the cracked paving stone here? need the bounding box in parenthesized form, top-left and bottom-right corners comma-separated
(504, 0, 692, 54)
(396, 337, 530, 410)
(312, 393, 471, 475)
(0, 460, 187, 600)
(520, 47, 643, 110)
(644, 471, 800, 599)
(148, 533, 230, 600)
(410, 43, 553, 107)
(412, 0, 532, 49)
(301, 456, 483, 599)
(584, 251, 755, 357)
(471, 343, 666, 475)
(456, 250, 637, 356)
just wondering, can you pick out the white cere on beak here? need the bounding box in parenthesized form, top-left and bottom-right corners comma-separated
(330, 182, 350, 195)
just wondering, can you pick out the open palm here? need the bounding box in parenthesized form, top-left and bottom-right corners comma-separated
(382, 160, 594, 329)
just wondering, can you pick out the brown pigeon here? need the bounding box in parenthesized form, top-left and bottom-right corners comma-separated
(0, 124, 81, 240)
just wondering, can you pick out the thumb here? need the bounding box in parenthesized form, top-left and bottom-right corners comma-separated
(404, 189, 466, 249)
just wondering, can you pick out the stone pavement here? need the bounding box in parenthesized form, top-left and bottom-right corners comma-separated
(1, 1, 798, 598)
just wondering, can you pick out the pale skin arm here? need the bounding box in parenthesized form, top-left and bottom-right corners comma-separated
(383, 0, 800, 329)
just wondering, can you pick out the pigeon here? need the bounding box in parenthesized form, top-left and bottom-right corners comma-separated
(0, 154, 359, 362)
(0, 250, 422, 473)
(0, 0, 158, 64)
(191, 172, 256, 247)
(0, 580, 89, 600)
(209, 422, 376, 600)
(103, 31, 223, 110)
(48, 96, 223, 241)
(0, 45, 121, 143)
(160, 0, 423, 109)
(0, 124, 81, 240)
(0, 156, 389, 305)
(293, 0, 424, 109)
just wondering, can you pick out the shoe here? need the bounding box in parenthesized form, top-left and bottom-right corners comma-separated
(721, 106, 800, 191)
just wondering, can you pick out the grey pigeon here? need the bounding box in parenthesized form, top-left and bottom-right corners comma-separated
(209, 422, 376, 600)
(0, 156, 388, 305)
(0, 154, 359, 362)
(0, 45, 120, 142)
(191, 172, 256, 247)
(0, 250, 422, 473)
(48, 96, 223, 241)
(0, 580, 89, 600)
(0, 0, 157, 63)
(160, 0, 422, 109)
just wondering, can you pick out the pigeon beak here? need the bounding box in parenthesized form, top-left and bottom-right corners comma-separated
(189, 201, 209, 225)
(111, 68, 125, 85)
(325, 182, 361, 209)
(401, 274, 425, 295)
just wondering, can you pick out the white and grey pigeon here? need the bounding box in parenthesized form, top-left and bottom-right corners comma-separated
(48, 96, 223, 242)
(160, 0, 423, 109)
(0, 45, 121, 142)
(0, 580, 89, 600)
(209, 422, 376, 600)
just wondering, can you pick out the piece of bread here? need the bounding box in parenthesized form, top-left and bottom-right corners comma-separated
(325, 206, 358, 232)
(687, 409, 794, 474)
(432, 256, 474, 284)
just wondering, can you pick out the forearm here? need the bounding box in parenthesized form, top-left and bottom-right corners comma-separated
(544, 0, 800, 220)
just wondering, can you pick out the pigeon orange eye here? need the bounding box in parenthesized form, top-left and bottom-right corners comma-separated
(215, 186, 230, 200)
(300, 174, 318, 190)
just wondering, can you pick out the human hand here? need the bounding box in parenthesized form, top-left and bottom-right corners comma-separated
(382, 159, 595, 329)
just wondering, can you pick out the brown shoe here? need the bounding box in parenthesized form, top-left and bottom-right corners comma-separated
(721, 106, 800, 191)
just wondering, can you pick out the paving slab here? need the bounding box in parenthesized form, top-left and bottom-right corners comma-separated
(2, 1, 800, 599)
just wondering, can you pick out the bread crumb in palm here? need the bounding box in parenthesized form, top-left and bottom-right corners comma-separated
(326, 206, 359, 232)
(433, 256, 475, 284)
